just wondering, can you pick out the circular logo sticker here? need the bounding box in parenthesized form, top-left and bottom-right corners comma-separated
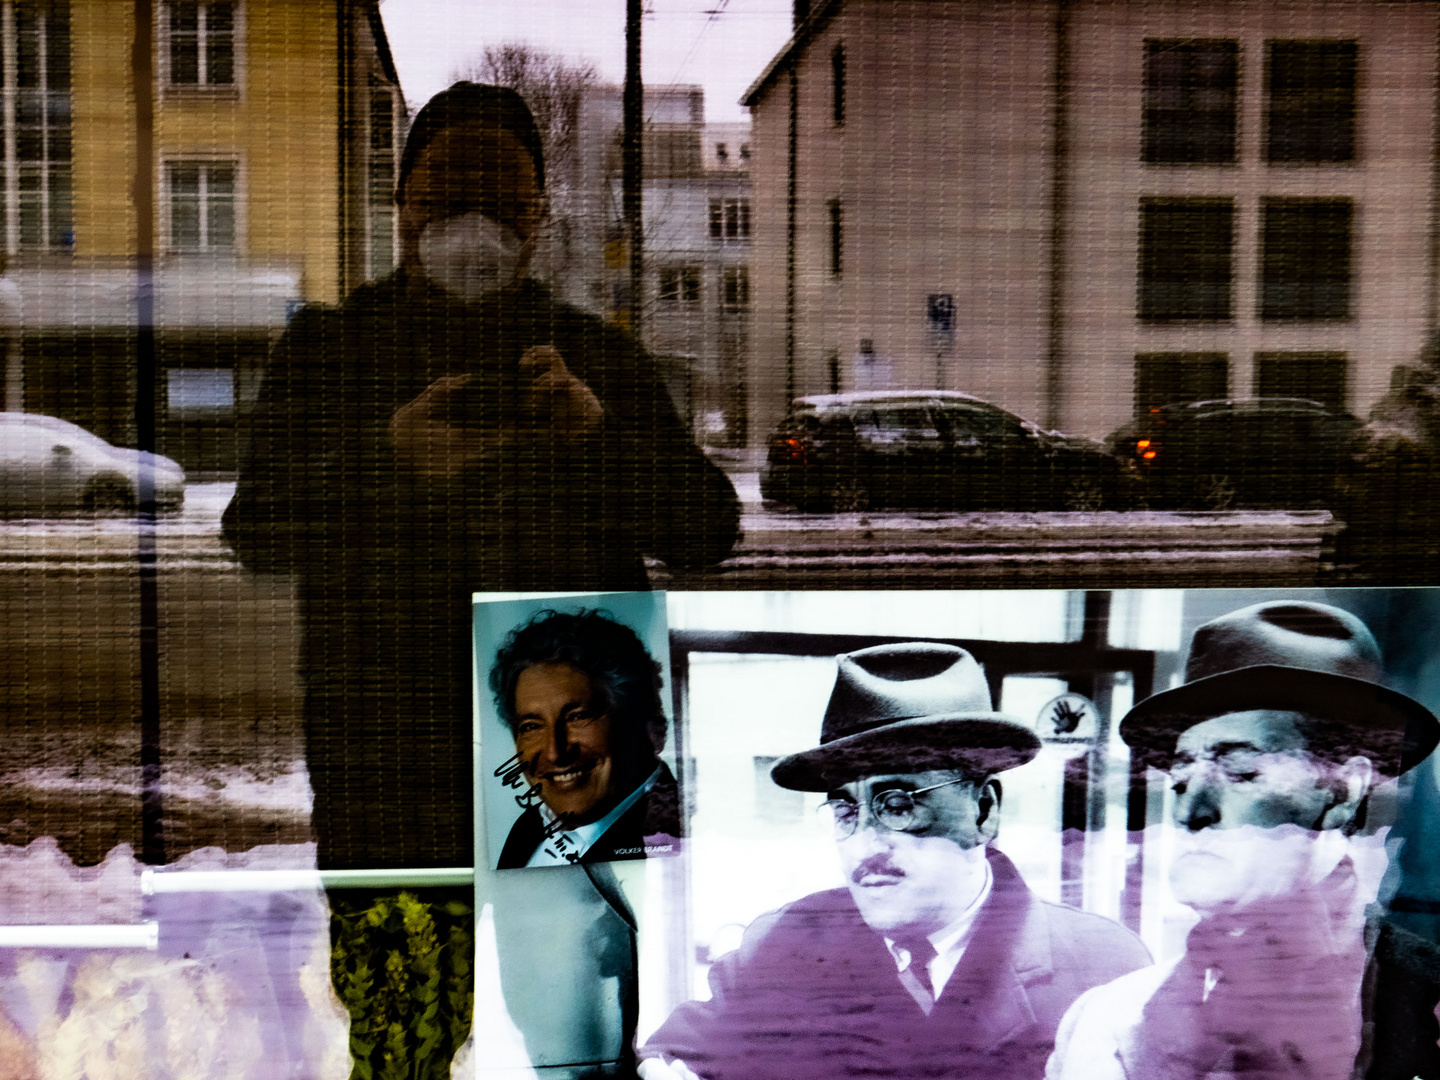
(1038, 693, 1101, 743)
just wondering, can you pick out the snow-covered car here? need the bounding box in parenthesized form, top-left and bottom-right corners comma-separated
(0, 412, 186, 515)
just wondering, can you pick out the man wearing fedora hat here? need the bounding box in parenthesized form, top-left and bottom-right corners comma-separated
(1046, 600, 1440, 1080)
(640, 643, 1150, 1080)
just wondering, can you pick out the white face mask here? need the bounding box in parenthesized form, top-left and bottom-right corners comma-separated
(418, 211, 527, 302)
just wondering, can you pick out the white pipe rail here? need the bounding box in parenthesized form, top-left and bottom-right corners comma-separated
(0, 867, 475, 949)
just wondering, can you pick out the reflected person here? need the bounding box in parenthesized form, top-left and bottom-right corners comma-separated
(641, 643, 1150, 1080)
(223, 81, 739, 1076)
(489, 608, 680, 867)
(1047, 601, 1440, 1080)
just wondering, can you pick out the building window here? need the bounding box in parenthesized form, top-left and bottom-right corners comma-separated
(163, 1, 236, 88)
(1138, 198, 1234, 321)
(739, 143, 750, 161)
(832, 42, 846, 127)
(367, 78, 398, 279)
(166, 160, 237, 252)
(1254, 351, 1348, 409)
(1259, 198, 1352, 321)
(657, 266, 701, 308)
(715, 142, 728, 163)
(1142, 39, 1239, 164)
(1265, 40, 1357, 163)
(828, 199, 843, 277)
(721, 266, 750, 311)
(1134, 353, 1229, 415)
(166, 367, 234, 417)
(709, 198, 751, 241)
(0, 2, 73, 253)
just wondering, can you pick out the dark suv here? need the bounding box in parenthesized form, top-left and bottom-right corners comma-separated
(761, 391, 1132, 512)
(1105, 398, 1362, 510)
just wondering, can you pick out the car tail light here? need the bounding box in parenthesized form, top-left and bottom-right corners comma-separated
(1135, 439, 1158, 461)
(773, 434, 810, 463)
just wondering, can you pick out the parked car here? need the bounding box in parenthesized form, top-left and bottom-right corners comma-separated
(760, 391, 1134, 512)
(0, 412, 186, 515)
(1105, 398, 1362, 510)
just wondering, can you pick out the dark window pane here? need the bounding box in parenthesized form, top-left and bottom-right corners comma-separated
(1134, 353, 1230, 413)
(1143, 39, 1238, 164)
(14, 7, 38, 87)
(45, 4, 70, 90)
(709, 200, 722, 239)
(1254, 351, 1348, 409)
(206, 38, 234, 85)
(207, 163, 235, 194)
(1260, 198, 1352, 320)
(170, 2, 199, 33)
(15, 128, 42, 162)
(170, 34, 199, 84)
(1138, 198, 1234, 321)
(829, 199, 843, 277)
(1266, 41, 1357, 163)
(169, 163, 200, 194)
(832, 43, 846, 127)
(206, 2, 234, 33)
(207, 195, 235, 248)
(47, 164, 71, 248)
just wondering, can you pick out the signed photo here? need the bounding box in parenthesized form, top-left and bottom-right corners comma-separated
(474, 591, 681, 869)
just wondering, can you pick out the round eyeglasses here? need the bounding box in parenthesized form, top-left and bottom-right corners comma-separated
(820, 777, 972, 839)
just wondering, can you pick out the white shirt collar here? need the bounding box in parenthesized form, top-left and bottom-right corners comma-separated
(884, 857, 994, 1002)
(525, 765, 663, 867)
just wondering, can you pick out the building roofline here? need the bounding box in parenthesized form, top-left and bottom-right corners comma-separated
(740, 0, 843, 107)
(362, 0, 402, 91)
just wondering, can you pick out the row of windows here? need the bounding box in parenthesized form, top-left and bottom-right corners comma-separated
(1136, 350, 1348, 412)
(657, 265, 750, 310)
(1138, 197, 1351, 322)
(1144, 38, 1356, 164)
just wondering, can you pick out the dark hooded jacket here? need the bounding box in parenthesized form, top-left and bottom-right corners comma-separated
(223, 270, 739, 869)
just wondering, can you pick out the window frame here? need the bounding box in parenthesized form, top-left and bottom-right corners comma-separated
(708, 197, 751, 242)
(157, 0, 243, 98)
(1137, 196, 1235, 323)
(720, 265, 749, 312)
(657, 265, 702, 309)
(1264, 39, 1358, 165)
(160, 155, 243, 255)
(0, 0, 74, 255)
(1141, 38, 1240, 165)
(1257, 197, 1354, 322)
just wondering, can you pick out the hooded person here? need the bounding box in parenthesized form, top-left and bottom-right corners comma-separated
(1046, 600, 1440, 1080)
(640, 642, 1151, 1080)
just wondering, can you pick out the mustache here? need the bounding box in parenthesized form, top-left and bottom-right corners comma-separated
(852, 854, 905, 883)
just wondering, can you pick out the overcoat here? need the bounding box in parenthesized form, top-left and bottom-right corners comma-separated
(642, 849, 1152, 1080)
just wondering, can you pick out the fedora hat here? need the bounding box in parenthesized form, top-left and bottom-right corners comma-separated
(1119, 601, 1439, 775)
(770, 643, 1041, 792)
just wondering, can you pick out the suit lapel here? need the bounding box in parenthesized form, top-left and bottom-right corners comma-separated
(932, 851, 1049, 1048)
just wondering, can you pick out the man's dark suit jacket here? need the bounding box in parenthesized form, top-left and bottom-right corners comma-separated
(495, 760, 682, 869)
(642, 849, 1151, 1080)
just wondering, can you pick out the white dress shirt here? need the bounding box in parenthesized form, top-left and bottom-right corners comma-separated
(883, 858, 994, 1003)
(525, 766, 663, 867)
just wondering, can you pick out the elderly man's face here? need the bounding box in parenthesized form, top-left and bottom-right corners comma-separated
(397, 121, 544, 271)
(513, 661, 618, 826)
(1168, 709, 1372, 914)
(831, 770, 997, 940)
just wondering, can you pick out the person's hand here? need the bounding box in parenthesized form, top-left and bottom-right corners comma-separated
(387, 373, 509, 480)
(387, 347, 603, 480)
(637, 1057, 703, 1080)
(518, 345, 604, 440)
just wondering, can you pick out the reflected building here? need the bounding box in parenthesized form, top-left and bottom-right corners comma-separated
(564, 84, 753, 446)
(742, 0, 1438, 446)
(0, 0, 401, 473)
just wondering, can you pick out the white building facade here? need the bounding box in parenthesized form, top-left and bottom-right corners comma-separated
(742, 0, 1440, 444)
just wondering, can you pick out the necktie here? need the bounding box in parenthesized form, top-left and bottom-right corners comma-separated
(896, 939, 939, 1015)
